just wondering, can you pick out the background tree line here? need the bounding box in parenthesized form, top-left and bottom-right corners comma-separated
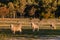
(0, 0, 59, 19)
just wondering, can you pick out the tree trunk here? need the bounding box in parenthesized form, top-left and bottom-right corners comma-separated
(13, 11, 16, 18)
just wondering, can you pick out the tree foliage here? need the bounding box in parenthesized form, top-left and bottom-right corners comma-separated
(0, 0, 58, 19)
(0, 6, 9, 18)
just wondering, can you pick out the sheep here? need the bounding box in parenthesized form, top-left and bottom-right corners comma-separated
(50, 22, 56, 30)
(10, 23, 22, 34)
(31, 22, 39, 32)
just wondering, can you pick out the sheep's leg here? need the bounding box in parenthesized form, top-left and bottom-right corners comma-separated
(37, 28, 39, 31)
(12, 29, 16, 34)
(13, 30, 15, 34)
(19, 29, 22, 32)
(33, 28, 35, 32)
(11, 29, 15, 34)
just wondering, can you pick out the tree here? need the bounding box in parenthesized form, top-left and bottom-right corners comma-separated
(8, 2, 15, 18)
(41, 0, 57, 19)
(0, 6, 9, 18)
(19, 0, 27, 17)
(58, 0, 60, 5)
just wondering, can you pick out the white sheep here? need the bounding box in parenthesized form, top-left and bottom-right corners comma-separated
(10, 23, 22, 34)
(31, 22, 39, 32)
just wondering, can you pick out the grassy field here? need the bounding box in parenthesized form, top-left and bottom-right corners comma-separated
(0, 29, 60, 36)
(0, 18, 60, 38)
(0, 29, 60, 40)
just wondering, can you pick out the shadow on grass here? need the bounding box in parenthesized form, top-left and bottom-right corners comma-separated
(0, 29, 60, 37)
